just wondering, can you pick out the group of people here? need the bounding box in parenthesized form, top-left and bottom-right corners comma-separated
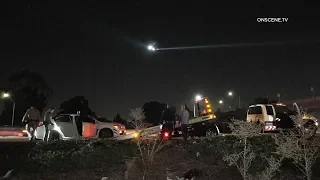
(160, 104, 190, 140)
(21, 106, 56, 141)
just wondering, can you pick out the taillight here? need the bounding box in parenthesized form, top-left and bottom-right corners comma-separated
(38, 123, 43, 127)
(18, 132, 23, 137)
(164, 132, 169, 137)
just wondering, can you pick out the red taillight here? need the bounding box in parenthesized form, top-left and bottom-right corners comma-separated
(164, 132, 169, 137)
(38, 123, 43, 127)
(18, 132, 23, 137)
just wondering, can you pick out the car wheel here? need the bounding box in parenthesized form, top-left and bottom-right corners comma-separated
(49, 131, 60, 141)
(206, 125, 219, 137)
(99, 129, 113, 138)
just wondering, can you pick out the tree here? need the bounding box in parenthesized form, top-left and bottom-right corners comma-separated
(114, 113, 122, 122)
(142, 101, 166, 125)
(274, 115, 320, 180)
(251, 97, 270, 105)
(223, 120, 262, 180)
(113, 113, 127, 125)
(59, 96, 96, 117)
(129, 107, 164, 179)
(0, 70, 52, 125)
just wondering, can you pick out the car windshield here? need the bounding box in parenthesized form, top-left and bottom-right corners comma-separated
(97, 117, 113, 123)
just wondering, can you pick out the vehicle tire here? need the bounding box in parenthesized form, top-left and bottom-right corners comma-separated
(99, 128, 113, 138)
(49, 131, 60, 141)
(206, 126, 219, 137)
(304, 120, 317, 136)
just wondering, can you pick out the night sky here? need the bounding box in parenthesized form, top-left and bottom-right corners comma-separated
(1, 2, 320, 119)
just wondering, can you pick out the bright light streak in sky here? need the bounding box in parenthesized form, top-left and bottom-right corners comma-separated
(154, 40, 320, 51)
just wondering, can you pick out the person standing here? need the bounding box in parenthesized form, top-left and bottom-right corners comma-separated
(43, 107, 56, 141)
(160, 104, 176, 138)
(179, 105, 190, 141)
(22, 105, 41, 140)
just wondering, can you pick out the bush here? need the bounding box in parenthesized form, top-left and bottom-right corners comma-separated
(26, 139, 138, 173)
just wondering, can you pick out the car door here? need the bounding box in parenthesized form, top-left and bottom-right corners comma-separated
(55, 115, 78, 138)
(247, 105, 263, 123)
(82, 116, 97, 138)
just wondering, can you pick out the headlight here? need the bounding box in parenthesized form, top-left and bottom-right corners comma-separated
(315, 122, 318, 126)
(114, 125, 119, 129)
(134, 133, 139, 138)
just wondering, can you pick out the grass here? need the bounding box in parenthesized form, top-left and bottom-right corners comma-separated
(8, 136, 320, 180)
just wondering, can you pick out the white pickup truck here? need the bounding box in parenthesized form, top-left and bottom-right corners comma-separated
(32, 114, 126, 141)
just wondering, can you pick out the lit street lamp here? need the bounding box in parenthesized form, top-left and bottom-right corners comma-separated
(195, 95, 202, 101)
(227, 91, 241, 109)
(2, 93, 15, 126)
(219, 100, 223, 104)
(194, 94, 203, 117)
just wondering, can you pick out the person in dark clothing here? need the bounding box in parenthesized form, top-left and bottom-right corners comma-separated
(43, 107, 56, 141)
(160, 104, 176, 138)
(22, 105, 41, 139)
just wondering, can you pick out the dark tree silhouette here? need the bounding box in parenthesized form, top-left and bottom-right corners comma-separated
(114, 113, 122, 122)
(59, 96, 96, 117)
(142, 101, 166, 125)
(251, 97, 270, 105)
(113, 113, 127, 125)
(0, 70, 52, 125)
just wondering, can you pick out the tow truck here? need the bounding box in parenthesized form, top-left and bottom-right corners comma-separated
(160, 97, 219, 139)
(130, 97, 217, 140)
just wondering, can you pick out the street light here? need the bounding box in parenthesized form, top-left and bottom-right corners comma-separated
(2, 93, 15, 126)
(194, 94, 202, 117)
(195, 95, 202, 101)
(219, 100, 223, 104)
(227, 91, 241, 109)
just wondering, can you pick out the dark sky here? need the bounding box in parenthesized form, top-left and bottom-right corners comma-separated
(1, 1, 319, 118)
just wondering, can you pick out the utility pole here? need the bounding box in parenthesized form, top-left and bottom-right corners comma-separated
(238, 96, 241, 109)
(2, 93, 15, 126)
(311, 87, 315, 100)
(11, 102, 15, 126)
(277, 93, 281, 103)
